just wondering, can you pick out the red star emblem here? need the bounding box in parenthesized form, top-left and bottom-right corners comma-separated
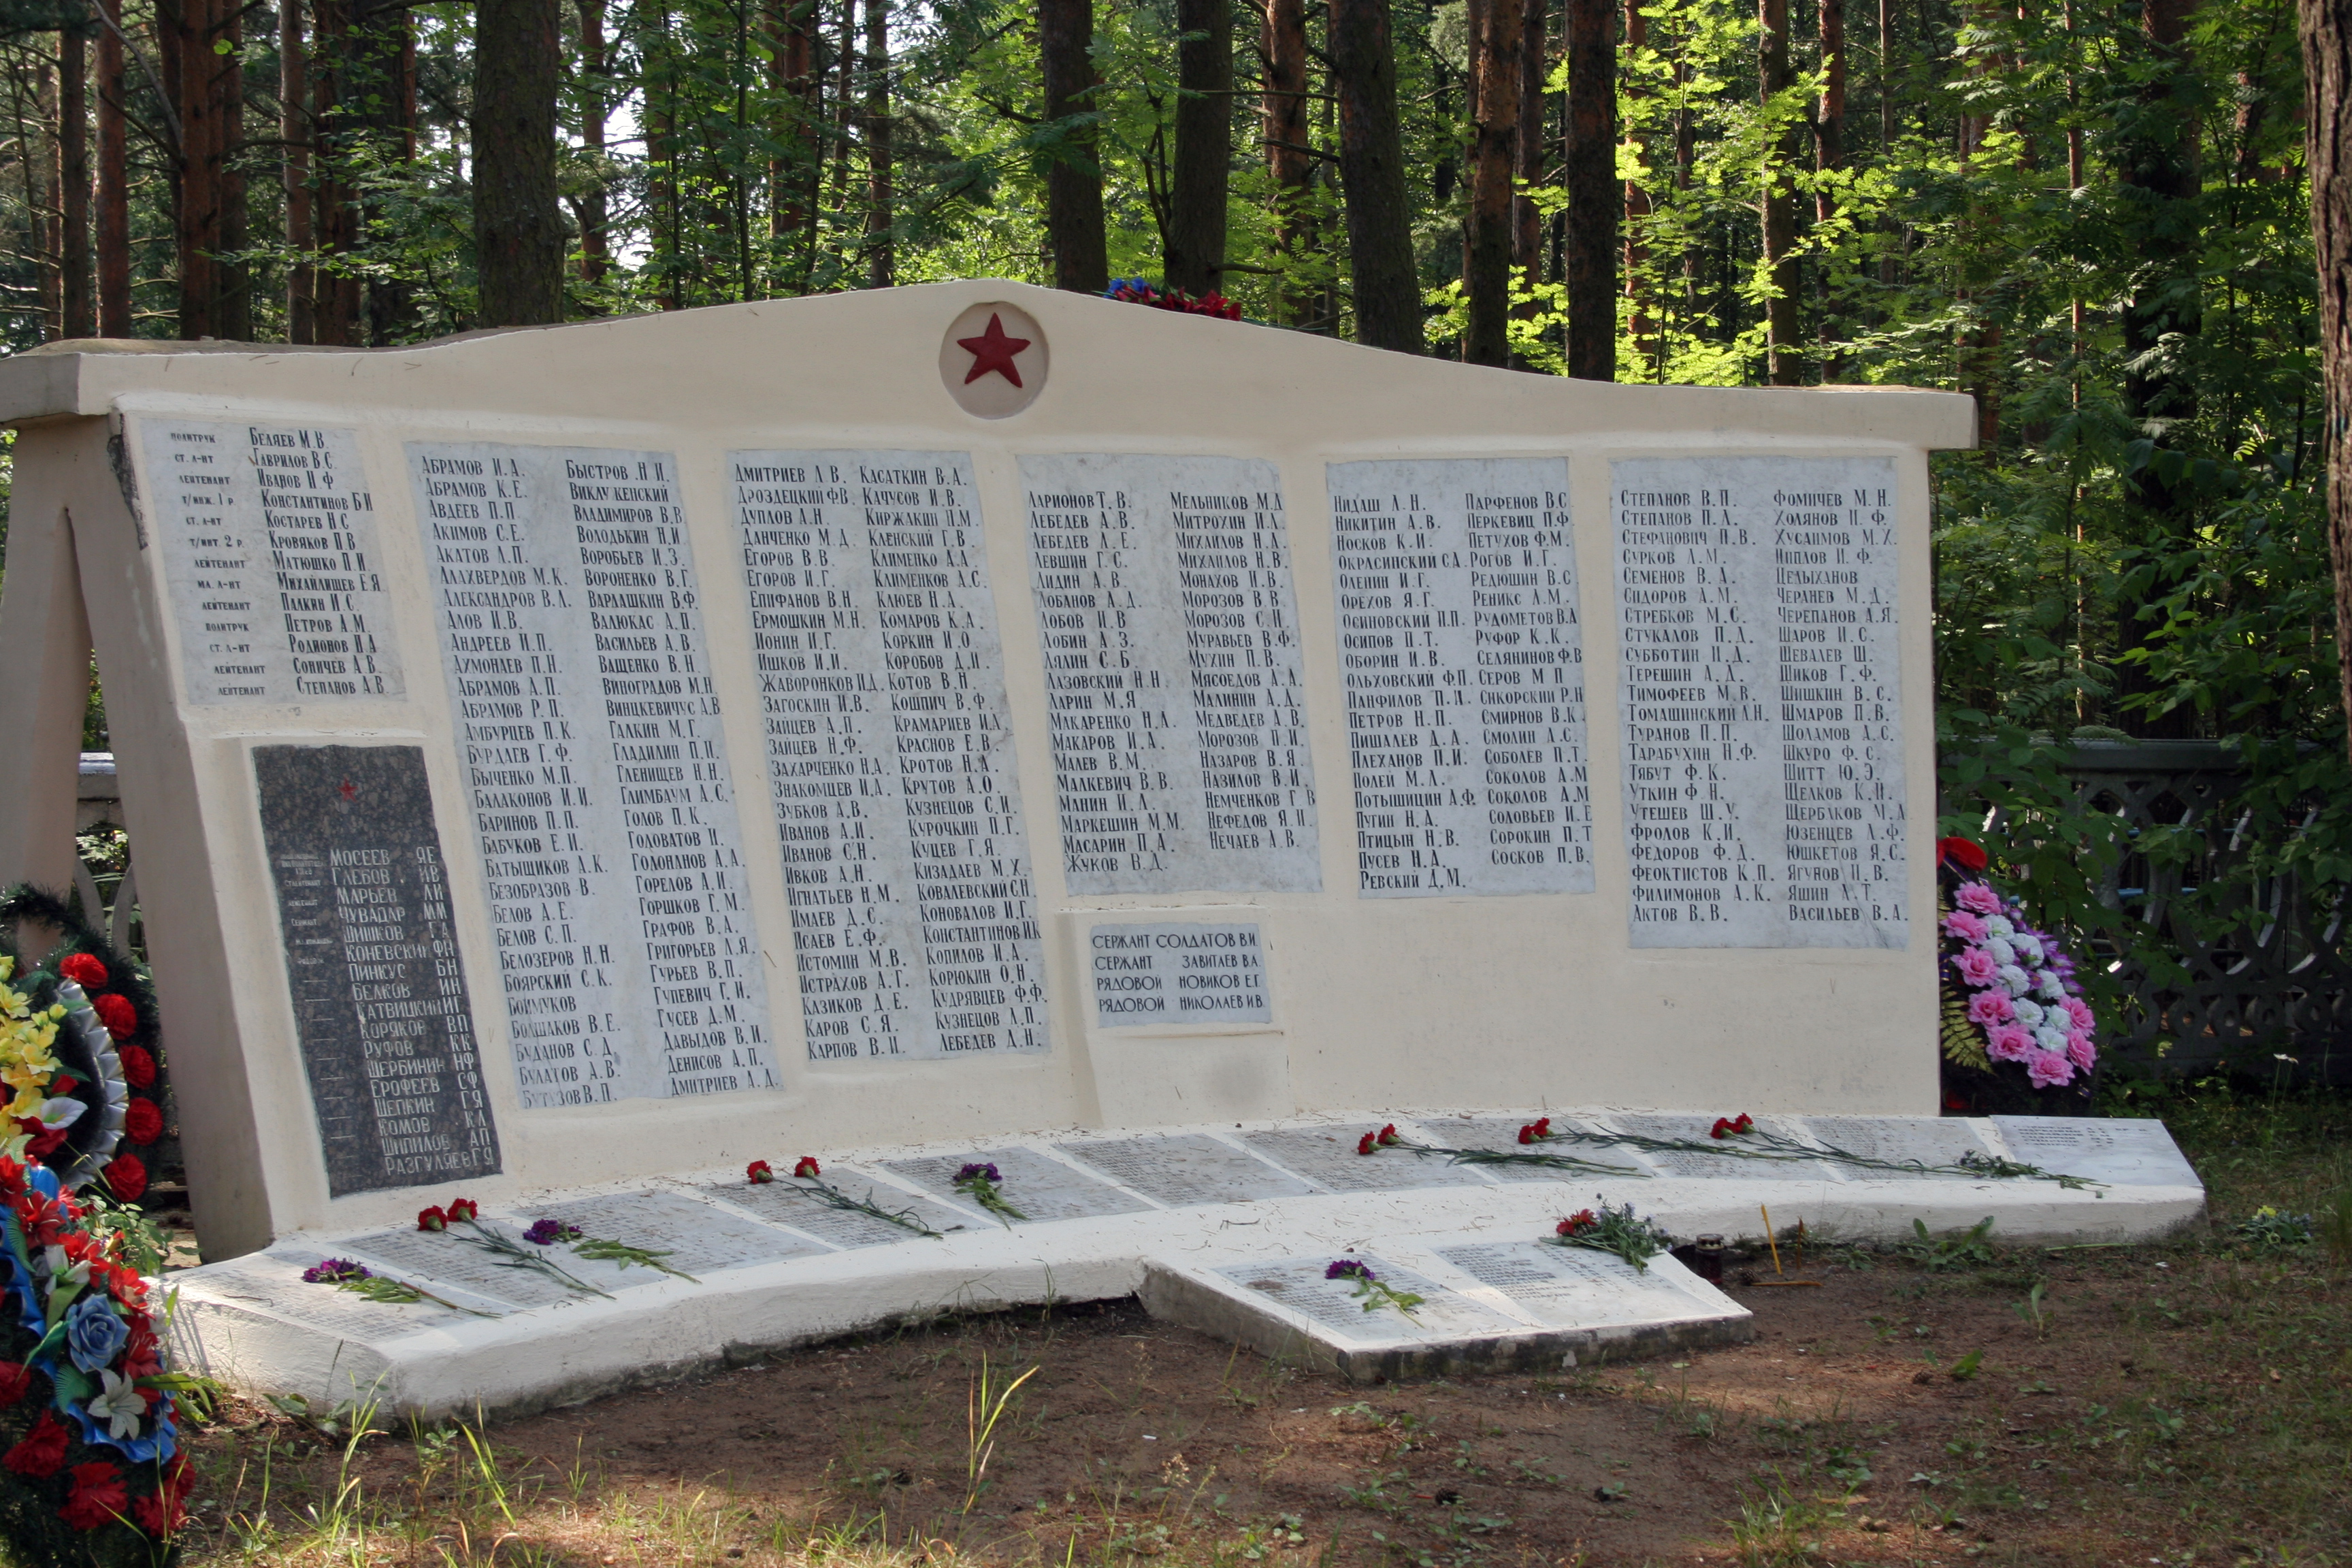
(338, 779, 359, 802)
(957, 312, 1032, 388)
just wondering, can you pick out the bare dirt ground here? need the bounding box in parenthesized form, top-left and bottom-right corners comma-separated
(177, 1222, 2351, 1568)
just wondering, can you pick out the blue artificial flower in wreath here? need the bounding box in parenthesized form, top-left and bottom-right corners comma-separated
(65, 1292, 128, 1373)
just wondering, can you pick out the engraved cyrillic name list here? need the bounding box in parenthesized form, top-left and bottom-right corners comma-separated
(1019, 454, 1320, 895)
(1327, 459, 1591, 896)
(142, 419, 405, 703)
(727, 449, 1045, 1062)
(1612, 457, 1908, 947)
(410, 442, 777, 1105)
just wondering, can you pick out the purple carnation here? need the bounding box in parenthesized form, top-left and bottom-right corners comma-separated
(523, 1218, 582, 1246)
(303, 1259, 371, 1284)
(1326, 1259, 1375, 1281)
(956, 1162, 1002, 1185)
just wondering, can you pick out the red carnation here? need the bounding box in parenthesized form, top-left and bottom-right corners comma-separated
(56, 953, 108, 990)
(1556, 1209, 1598, 1236)
(131, 1488, 185, 1537)
(1517, 1124, 1538, 1145)
(1356, 1131, 1378, 1156)
(103, 1154, 147, 1203)
(60, 1459, 128, 1531)
(117, 1045, 155, 1090)
(1533, 1117, 1552, 1138)
(0, 1362, 29, 1407)
(417, 1205, 448, 1232)
(3, 1411, 69, 1477)
(1378, 1124, 1399, 1146)
(16, 1117, 69, 1158)
(746, 1160, 774, 1184)
(122, 1098, 164, 1146)
(792, 1156, 821, 1179)
(90, 992, 137, 1040)
(1936, 836, 1989, 874)
(445, 1198, 479, 1223)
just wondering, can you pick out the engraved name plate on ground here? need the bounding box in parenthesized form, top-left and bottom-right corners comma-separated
(1212, 1256, 1516, 1343)
(706, 1174, 973, 1248)
(1055, 1133, 1314, 1207)
(1088, 922, 1270, 1028)
(408, 442, 777, 1107)
(1326, 459, 1592, 897)
(1799, 1115, 1995, 1179)
(184, 1254, 483, 1340)
(340, 1226, 584, 1308)
(728, 450, 1047, 1062)
(1020, 453, 1320, 894)
(1990, 1117, 2201, 1187)
(1435, 1241, 1689, 1324)
(1411, 1116, 1649, 1182)
(255, 744, 500, 1196)
(1605, 1113, 1837, 1179)
(1612, 457, 1907, 947)
(531, 1190, 832, 1273)
(144, 419, 405, 704)
(1240, 1128, 1493, 1192)
(883, 1146, 1154, 1223)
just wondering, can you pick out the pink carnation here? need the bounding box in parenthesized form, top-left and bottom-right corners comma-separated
(1955, 948, 2000, 986)
(2062, 996, 2094, 1030)
(1955, 882, 2002, 915)
(2066, 1032, 2097, 1071)
(2026, 1051, 2075, 1089)
(1966, 990, 2014, 1027)
(1986, 1024, 2035, 1062)
(1942, 910, 1989, 942)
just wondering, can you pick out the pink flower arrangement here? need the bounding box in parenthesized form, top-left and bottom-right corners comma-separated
(1944, 879, 2096, 1088)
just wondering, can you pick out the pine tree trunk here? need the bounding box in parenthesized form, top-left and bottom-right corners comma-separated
(578, 0, 609, 290)
(37, 56, 59, 342)
(61, 27, 89, 340)
(768, 0, 815, 278)
(312, 0, 365, 345)
(1623, 0, 1652, 369)
(862, 0, 892, 286)
(1330, 0, 1421, 351)
(1262, 0, 1311, 323)
(2300, 0, 2352, 764)
(1511, 0, 1546, 363)
(214, 2, 249, 341)
(283, 0, 314, 343)
(1039, 0, 1108, 291)
(1758, 0, 1800, 383)
(96, 0, 127, 337)
(1165, 0, 1230, 295)
(1816, 0, 1844, 374)
(174, 0, 216, 338)
(1466, 0, 1522, 365)
(1565, 0, 1615, 378)
(474, 0, 564, 326)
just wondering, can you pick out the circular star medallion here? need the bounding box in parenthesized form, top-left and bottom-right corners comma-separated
(939, 301, 1047, 419)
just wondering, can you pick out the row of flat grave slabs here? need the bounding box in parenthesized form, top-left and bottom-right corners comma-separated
(182, 1116, 2193, 1332)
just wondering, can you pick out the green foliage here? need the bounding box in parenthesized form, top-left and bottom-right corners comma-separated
(1901, 1215, 1999, 1271)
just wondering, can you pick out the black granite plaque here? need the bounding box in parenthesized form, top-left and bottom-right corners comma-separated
(257, 745, 502, 1196)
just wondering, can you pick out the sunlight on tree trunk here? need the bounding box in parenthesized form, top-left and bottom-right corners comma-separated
(1040, 0, 1109, 292)
(1467, 0, 1523, 365)
(1330, 0, 1423, 352)
(2299, 0, 2352, 765)
(1167, 0, 1231, 295)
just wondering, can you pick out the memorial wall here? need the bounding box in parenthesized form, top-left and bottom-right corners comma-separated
(0, 282, 1974, 1254)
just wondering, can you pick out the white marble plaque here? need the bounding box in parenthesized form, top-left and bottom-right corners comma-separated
(1240, 1127, 1494, 1192)
(1213, 1255, 1515, 1343)
(1019, 454, 1320, 894)
(1612, 457, 1907, 947)
(1605, 1113, 1838, 1179)
(408, 442, 777, 1107)
(142, 419, 406, 703)
(1056, 1132, 1315, 1206)
(1990, 1117, 2201, 1187)
(341, 1225, 585, 1307)
(1088, 921, 1270, 1028)
(1437, 1240, 1695, 1324)
(1798, 1115, 1995, 1179)
(530, 1189, 830, 1272)
(184, 1254, 484, 1339)
(1413, 1115, 1650, 1182)
(706, 1173, 973, 1247)
(884, 1145, 1154, 1223)
(1326, 460, 1592, 896)
(727, 451, 1047, 1062)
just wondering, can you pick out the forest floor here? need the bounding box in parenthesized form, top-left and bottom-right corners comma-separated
(169, 1088, 2352, 1568)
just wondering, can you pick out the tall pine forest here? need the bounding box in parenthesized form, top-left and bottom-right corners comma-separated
(0, 0, 2348, 930)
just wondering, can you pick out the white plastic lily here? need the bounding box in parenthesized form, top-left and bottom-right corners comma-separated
(86, 1369, 146, 1439)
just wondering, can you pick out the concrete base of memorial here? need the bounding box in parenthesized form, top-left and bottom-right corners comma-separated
(163, 1111, 2204, 1418)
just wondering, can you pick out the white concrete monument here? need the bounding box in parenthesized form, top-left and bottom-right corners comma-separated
(0, 283, 2202, 1414)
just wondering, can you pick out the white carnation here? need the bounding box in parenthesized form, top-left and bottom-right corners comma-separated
(2011, 934, 2044, 966)
(2038, 971, 2066, 1000)
(1986, 937, 2017, 966)
(1983, 916, 2016, 938)
(1999, 964, 2032, 996)
(2034, 1026, 2069, 1054)
(2011, 998, 2046, 1028)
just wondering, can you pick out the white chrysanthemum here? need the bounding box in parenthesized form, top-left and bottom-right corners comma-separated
(2012, 998, 2046, 1028)
(2038, 971, 2066, 1000)
(1983, 916, 2016, 938)
(1986, 937, 2017, 966)
(1999, 964, 2032, 996)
